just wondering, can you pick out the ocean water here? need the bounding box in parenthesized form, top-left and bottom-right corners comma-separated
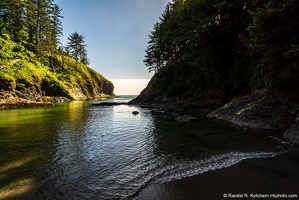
(0, 96, 284, 199)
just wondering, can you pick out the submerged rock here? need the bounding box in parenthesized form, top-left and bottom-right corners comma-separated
(132, 111, 139, 115)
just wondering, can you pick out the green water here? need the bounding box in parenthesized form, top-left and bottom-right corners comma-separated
(0, 98, 283, 199)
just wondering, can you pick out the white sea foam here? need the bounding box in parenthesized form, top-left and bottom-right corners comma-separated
(109, 151, 285, 199)
(153, 151, 284, 183)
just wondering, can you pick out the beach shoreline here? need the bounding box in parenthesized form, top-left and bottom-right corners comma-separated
(136, 147, 299, 200)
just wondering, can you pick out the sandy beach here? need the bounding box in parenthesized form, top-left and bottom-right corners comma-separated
(136, 147, 299, 200)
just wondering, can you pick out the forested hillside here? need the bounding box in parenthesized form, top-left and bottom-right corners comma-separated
(0, 0, 114, 106)
(141, 0, 299, 100)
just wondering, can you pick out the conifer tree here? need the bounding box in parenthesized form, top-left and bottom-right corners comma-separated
(66, 32, 89, 66)
(0, 0, 28, 42)
(50, 4, 63, 50)
(35, 0, 54, 55)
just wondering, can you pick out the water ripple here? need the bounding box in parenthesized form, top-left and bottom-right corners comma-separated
(0, 100, 285, 200)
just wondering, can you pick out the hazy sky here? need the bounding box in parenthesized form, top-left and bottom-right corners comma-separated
(55, 0, 170, 80)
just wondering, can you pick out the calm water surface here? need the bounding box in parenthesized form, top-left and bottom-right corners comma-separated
(0, 96, 284, 199)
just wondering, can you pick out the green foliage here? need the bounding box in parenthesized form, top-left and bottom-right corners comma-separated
(242, 0, 299, 91)
(41, 73, 70, 97)
(145, 0, 299, 97)
(250, 55, 278, 90)
(0, 36, 15, 61)
(0, 0, 63, 56)
(146, 0, 247, 94)
(66, 32, 89, 65)
(0, 35, 111, 99)
(152, 65, 174, 94)
(0, 2, 110, 100)
(284, 44, 299, 58)
(289, 105, 299, 117)
(228, 57, 252, 93)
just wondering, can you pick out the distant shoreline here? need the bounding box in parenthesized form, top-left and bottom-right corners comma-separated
(0, 95, 118, 110)
(0, 101, 54, 110)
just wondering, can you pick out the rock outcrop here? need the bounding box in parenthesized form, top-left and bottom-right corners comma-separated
(207, 90, 296, 131)
(0, 66, 115, 107)
(132, 111, 139, 115)
(0, 37, 115, 107)
(129, 79, 158, 104)
(283, 118, 299, 144)
(131, 87, 299, 143)
(67, 80, 114, 100)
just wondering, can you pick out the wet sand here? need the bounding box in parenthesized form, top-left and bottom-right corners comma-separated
(136, 147, 299, 200)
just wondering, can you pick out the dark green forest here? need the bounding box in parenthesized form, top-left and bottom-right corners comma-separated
(0, 0, 113, 101)
(144, 0, 299, 98)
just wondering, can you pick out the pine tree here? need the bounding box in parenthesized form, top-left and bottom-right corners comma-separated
(242, 0, 299, 90)
(0, 0, 28, 42)
(66, 32, 89, 66)
(144, 23, 164, 73)
(50, 4, 63, 50)
(24, 0, 37, 51)
(37, 0, 54, 55)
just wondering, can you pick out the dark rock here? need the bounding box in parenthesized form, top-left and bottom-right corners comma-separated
(150, 109, 166, 115)
(15, 85, 43, 101)
(283, 118, 299, 144)
(91, 102, 127, 106)
(132, 111, 139, 115)
(130, 80, 299, 143)
(129, 79, 158, 105)
(207, 92, 296, 131)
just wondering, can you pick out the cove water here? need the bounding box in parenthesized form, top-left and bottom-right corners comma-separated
(0, 96, 283, 199)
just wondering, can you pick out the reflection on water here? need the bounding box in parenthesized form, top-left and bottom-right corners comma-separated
(0, 97, 283, 199)
(0, 178, 35, 200)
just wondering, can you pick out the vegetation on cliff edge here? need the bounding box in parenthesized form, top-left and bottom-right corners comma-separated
(0, 0, 113, 101)
(0, 34, 113, 101)
(144, 0, 299, 99)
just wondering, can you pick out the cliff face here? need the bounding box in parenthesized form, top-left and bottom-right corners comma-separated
(67, 80, 114, 101)
(0, 61, 115, 103)
(129, 78, 157, 104)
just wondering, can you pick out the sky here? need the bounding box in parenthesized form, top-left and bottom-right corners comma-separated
(55, 0, 170, 95)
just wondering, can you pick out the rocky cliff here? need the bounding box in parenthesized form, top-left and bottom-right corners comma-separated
(0, 37, 115, 108)
(0, 58, 115, 107)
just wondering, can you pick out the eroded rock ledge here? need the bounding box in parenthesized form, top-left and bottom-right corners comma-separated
(283, 118, 299, 144)
(207, 91, 295, 131)
(0, 89, 116, 110)
(130, 89, 299, 144)
(205, 90, 298, 144)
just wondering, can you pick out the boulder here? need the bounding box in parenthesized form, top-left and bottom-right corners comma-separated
(207, 92, 296, 130)
(132, 111, 139, 115)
